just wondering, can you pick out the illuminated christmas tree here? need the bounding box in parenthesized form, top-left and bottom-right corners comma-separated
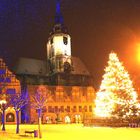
(95, 52, 140, 120)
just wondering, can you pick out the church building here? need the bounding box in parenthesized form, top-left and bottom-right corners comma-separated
(14, 0, 95, 124)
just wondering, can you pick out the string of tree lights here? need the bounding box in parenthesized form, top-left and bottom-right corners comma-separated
(95, 52, 140, 120)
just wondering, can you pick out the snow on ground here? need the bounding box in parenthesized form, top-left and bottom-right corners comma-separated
(0, 124, 140, 140)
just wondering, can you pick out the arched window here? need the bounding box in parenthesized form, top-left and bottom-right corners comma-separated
(63, 37, 68, 45)
(65, 115, 71, 123)
(6, 113, 15, 122)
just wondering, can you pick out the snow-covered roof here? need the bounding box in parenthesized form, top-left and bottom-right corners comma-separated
(14, 57, 47, 75)
(71, 57, 90, 75)
(14, 56, 90, 76)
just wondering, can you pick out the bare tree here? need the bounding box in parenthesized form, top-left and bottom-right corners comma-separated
(10, 94, 28, 134)
(30, 86, 47, 138)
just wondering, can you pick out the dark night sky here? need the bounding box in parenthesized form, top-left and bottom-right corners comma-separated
(1, 0, 140, 89)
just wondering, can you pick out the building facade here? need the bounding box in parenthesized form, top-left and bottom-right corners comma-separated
(28, 85, 95, 124)
(0, 59, 21, 124)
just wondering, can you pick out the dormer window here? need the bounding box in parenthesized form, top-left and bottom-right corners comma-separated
(63, 37, 68, 45)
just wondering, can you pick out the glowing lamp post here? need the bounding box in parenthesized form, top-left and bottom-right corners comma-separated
(0, 100, 7, 131)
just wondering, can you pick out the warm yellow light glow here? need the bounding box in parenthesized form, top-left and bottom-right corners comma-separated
(136, 43, 140, 63)
(54, 36, 71, 56)
(94, 52, 140, 118)
(0, 100, 7, 104)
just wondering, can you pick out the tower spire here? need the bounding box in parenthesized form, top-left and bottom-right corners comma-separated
(55, 0, 64, 24)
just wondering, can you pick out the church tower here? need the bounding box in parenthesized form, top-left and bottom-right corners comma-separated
(47, 0, 71, 74)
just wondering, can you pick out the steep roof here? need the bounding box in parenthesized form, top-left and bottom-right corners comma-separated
(71, 57, 90, 75)
(14, 57, 47, 75)
(14, 56, 90, 76)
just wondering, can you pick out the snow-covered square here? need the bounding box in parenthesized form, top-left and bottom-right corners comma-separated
(1, 124, 140, 140)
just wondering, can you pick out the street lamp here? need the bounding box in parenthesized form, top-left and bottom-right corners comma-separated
(0, 100, 7, 131)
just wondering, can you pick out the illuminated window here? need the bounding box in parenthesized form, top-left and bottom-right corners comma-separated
(6, 113, 15, 122)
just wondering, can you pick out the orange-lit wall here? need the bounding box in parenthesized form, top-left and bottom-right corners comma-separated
(28, 85, 95, 124)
